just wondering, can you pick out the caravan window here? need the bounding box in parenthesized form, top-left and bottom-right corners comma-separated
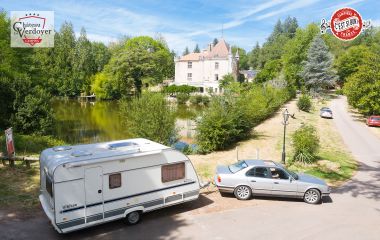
(162, 162, 185, 183)
(109, 173, 121, 189)
(46, 175, 53, 198)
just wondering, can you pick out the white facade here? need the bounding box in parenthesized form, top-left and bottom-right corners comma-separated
(174, 39, 237, 93)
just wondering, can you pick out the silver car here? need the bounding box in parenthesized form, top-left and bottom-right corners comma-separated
(320, 107, 333, 118)
(214, 160, 330, 204)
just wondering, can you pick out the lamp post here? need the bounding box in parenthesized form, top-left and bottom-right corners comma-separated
(281, 108, 292, 164)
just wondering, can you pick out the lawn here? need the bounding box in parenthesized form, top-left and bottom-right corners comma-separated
(0, 135, 65, 212)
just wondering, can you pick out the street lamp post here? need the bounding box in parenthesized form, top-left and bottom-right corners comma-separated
(281, 108, 292, 164)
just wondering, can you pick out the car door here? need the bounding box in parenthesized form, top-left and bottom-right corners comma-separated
(246, 167, 274, 195)
(269, 167, 298, 197)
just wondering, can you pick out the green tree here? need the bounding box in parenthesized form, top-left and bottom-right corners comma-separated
(102, 36, 173, 97)
(194, 44, 200, 53)
(344, 52, 380, 115)
(213, 38, 219, 46)
(183, 46, 190, 56)
(335, 45, 372, 86)
(282, 16, 298, 38)
(255, 59, 282, 83)
(14, 87, 54, 135)
(232, 46, 249, 70)
(248, 42, 260, 69)
(120, 93, 177, 145)
(282, 24, 319, 88)
(300, 35, 337, 92)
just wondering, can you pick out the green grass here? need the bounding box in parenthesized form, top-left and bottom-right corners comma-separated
(0, 134, 65, 156)
(0, 162, 40, 210)
(0, 134, 65, 211)
(288, 150, 357, 184)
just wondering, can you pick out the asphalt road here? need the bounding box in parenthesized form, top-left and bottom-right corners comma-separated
(1, 96, 379, 240)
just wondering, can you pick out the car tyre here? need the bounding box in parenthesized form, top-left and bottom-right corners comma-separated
(125, 211, 141, 225)
(234, 185, 252, 200)
(304, 189, 321, 204)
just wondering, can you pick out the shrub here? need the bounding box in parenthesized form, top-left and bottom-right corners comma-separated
(189, 95, 202, 105)
(0, 134, 65, 155)
(14, 87, 55, 135)
(163, 85, 198, 95)
(297, 94, 312, 112)
(176, 93, 190, 104)
(189, 95, 209, 105)
(201, 96, 210, 105)
(120, 92, 177, 145)
(291, 124, 319, 164)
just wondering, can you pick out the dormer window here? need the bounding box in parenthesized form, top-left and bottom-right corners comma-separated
(188, 62, 192, 69)
(215, 62, 219, 70)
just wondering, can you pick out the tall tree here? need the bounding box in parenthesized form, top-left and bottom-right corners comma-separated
(73, 27, 95, 94)
(213, 38, 219, 46)
(183, 46, 190, 56)
(248, 42, 260, 69)
(98, 36, 173, 98)
(344, 51, 380, 115)
(282, 23, 319, 88)
(300, 36, 337, 92)
(194, 44, 200, 53)
(283, 16, 298, 38)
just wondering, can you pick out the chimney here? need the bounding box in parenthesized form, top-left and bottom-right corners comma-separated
(208, 43, 212, 52)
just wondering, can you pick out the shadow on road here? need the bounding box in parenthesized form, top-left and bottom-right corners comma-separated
(0, 195, 214, 240)
(333, 162, 380, 201)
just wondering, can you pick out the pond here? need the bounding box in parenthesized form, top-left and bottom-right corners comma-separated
(51, 99, 204, 144)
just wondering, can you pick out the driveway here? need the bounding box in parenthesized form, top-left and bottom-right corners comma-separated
(1, 96, 379, 240)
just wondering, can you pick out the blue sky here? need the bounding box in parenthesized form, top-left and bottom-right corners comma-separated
(2, 0, 379, 53)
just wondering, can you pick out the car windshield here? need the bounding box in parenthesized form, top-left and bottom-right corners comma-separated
(228, 161, 248, 173)
(285, 168, 299, 180)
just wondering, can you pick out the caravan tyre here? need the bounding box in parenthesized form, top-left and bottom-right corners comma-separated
(126, 211, 141, 225)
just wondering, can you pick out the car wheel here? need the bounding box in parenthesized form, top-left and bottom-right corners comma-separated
(125, 211, 141, 225)
(304, 189, 321, 204)
(234, 185, 252, 200)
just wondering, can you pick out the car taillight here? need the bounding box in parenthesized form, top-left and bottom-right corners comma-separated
(217, 175, 221, 183)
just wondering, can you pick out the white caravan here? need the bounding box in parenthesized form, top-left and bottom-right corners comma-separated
(39, 138, 202, 233)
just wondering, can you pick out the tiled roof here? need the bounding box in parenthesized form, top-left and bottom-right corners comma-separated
(179, 38, 230, 61)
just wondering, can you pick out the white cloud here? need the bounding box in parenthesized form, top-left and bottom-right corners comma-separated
(255, 0, 320, 20)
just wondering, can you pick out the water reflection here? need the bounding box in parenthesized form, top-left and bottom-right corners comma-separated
(52, 99, 204, 144)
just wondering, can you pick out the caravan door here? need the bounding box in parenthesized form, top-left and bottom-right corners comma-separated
(84, 167, 104, 224)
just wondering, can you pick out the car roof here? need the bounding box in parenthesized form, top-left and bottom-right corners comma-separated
(244, 159, 282, 168)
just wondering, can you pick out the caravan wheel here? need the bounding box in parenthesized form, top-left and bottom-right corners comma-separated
(125, 211, 141, 225)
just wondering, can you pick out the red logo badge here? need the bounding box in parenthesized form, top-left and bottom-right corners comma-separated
(320, 7, 371, 41)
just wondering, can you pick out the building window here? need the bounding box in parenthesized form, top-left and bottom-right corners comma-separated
(215, 74, 219, 81)
(188, 62, 192, 69)
(215, 62, 219, 69)
(162, 162, 185, 183)
(187, 73, 192, 81)
(109, 173, 122, 189)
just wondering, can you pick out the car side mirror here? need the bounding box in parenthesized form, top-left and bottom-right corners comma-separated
(289, 176, 294, 182)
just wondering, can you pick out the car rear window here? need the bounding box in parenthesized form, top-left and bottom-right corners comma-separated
(371, 117, 380, 121)
(228, 161, 248, 173)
